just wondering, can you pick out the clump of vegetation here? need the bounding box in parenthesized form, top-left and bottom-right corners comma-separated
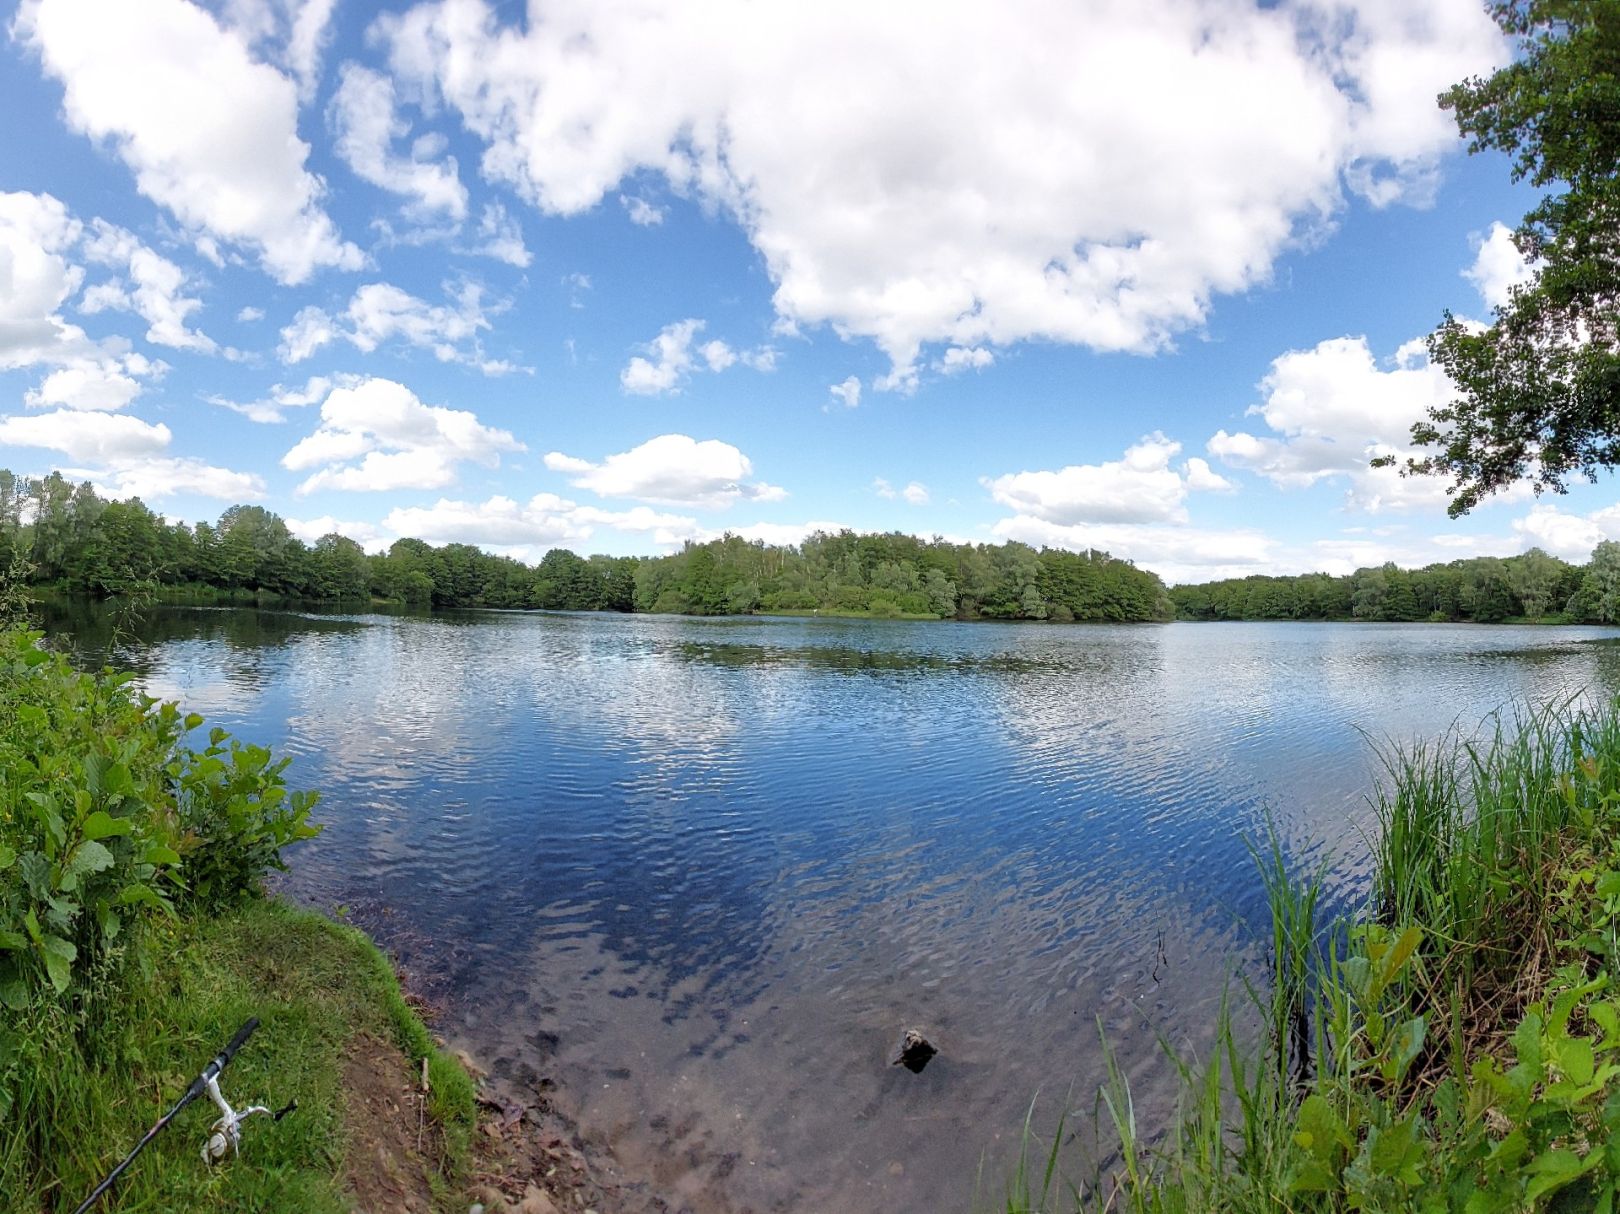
(0, 625, 472, 1209)
(1000, 697, 1620, 1213)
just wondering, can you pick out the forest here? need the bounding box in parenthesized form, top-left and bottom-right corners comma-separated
(1172, 545, 1620, 623)
(0, 470, 1173, 623)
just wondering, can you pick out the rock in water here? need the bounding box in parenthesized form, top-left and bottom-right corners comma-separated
(892, 1028, 937, 1073)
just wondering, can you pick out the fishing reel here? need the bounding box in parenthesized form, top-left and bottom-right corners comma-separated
(72, 1017, 296, 1214)
(200, 1070, 295, 1164)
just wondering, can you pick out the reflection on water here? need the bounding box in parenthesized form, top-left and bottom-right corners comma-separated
(45, 607, 1620, 1212)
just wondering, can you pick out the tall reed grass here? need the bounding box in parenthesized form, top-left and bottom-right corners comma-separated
(995, 696, 1620, 1213)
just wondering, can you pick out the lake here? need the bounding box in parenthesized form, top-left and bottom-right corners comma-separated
(44, 605, 1620, 1212)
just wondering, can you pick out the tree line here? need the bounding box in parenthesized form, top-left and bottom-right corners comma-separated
(0, 470, 1174, 622)
(1172, 545, 1620, 624)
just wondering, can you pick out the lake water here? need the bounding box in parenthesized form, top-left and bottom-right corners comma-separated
(45, 606, 1620, 1212)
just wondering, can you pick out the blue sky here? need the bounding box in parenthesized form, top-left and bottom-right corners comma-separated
(1, 0, 1613, 584)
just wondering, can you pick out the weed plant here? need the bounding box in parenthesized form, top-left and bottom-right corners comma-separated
(999, 697, 1620, 1213)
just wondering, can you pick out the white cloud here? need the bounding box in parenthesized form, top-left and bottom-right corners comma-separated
(208, 374, 338, 423)
(874, 477, 929, 505)
(80, 219, 215, 352)
(937, 346, 993, 375)
(25, 362, 144, 411)
(620, 195, 666, 226)
(696, 519, 852, 548)
(285, 514, 389, 551)
(1464, 220, 1535, 311)
(0, 190, 89, 369)
(544, 433, 786, 510)
(1511, 503, 1620, 563)
(382, 492, 702, 556)
(617, 318, 773, 395)
(18, 0, 361, 285)
(283, 376, 524, 494)
(984, 433, 1227, 526)
(1207, 334, 1487, 513)
(620, 318, 700, 394)
(991, 513, 1278, 586)
(279, 282, 516, 373)
(329, 62, 468, 220)
(379, 0, 1503, 382)
(92, 456, 266, 501)
(466, 203, 530, 267)
(218, 0, 338, 101)
(700, 339, 737, 372)
(828, 376, 861, 409)
(0, 408, 171, 462)
(277, 305, 338, 362)
(237, 306, 265, 322)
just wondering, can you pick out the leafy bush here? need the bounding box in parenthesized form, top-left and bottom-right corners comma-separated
(0, 628, 320, 1013)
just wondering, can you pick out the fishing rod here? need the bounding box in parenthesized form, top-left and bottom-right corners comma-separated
(71, 1016, 295, 1214)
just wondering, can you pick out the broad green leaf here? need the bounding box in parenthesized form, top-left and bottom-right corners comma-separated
(58, 840, 114, 892)
(1382, 1016, 1427, 1083)
(1553, 1036, 1596, 1086)
(38, 934, 75, 994)
(80, 811, 132, 841)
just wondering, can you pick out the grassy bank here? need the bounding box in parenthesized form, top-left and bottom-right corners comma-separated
(1002, 698, 1620, 1212)
(0, 625, 474, 1211)
(11, 900, 475, 1212)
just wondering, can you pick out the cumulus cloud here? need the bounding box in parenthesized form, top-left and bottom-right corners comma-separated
(828, 376, 861, 410)
(218, 0, 338, 101)
(1464, 220, 1535, 311)
(80, 219, 215, 352)
(283, 376, 524, 494)
(329, 61, 467, 220)
(285, 514, 389, 550)
(25, 362, 146, 411)
(91, 456, 266, 501)
(874, 477, 929, 505)
(1511, 503, 1620, 563)
(618, 319, 774, 395)
(466, 203, 530, 267)
(1205, 334, 1521, 514)
(620, 195, 666, 226)
(378, 0, 1503, 382)
(936, 346, 994, 375)
(0, 409, 171, 462)
(208, 374, 340, 423)
(383, 492, 703, 556)
(543, 434, 786, 510)
(0, 190, 90, 369)
(984, 433, 1231, 527)
(991, 513, 1278, 586)
(18, 0, 361, 284)
(278, 282, 517, 373)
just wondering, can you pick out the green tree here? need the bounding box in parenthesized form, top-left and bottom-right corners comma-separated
(1384, 3, 1620, 514)
(1576, 539, 1620, 621)
(1507, 546, 1564, 617)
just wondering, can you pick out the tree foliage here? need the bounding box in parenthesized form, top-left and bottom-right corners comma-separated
(0, 469, 1174, 623)
(1386, 2, 1620, 514)
(1169, 547, 1611, 622)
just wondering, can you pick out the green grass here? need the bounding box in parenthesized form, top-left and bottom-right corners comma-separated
(990, 697, 1620, 1212)
(6, 898, 475, 1214)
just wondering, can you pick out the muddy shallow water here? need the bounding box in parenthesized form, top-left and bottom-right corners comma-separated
(51, 606, 1620, 1212)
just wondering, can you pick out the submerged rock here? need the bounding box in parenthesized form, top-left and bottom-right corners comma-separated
(891, 1028, 938, 1073)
